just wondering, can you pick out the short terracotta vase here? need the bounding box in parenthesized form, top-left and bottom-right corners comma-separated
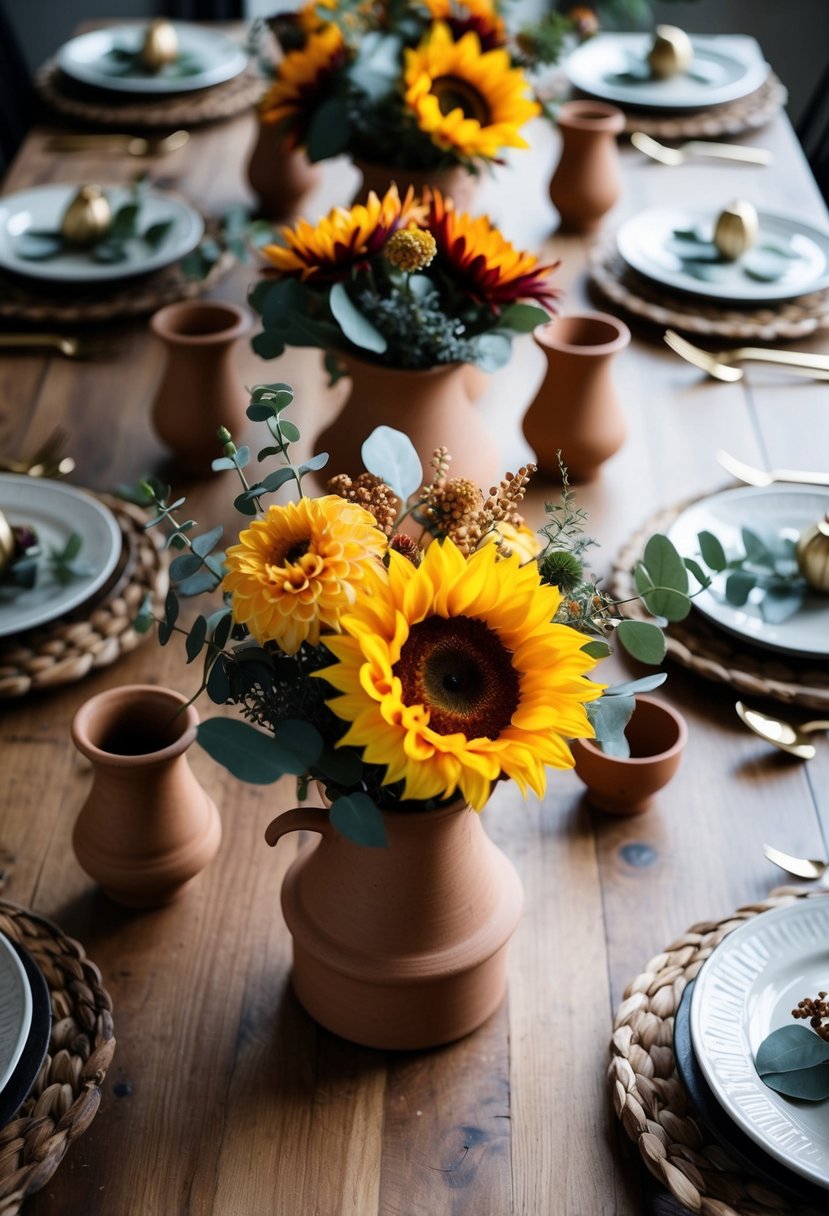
(570, 694, 688, 815)
(265, 798, 523, 1049)
(150, 300, 252, 476)
(522, 311, 630, 482)
(315, 355, 502, 490)
(351, 159, 479, 211)
(246, 121, 323, 219)
(549, 100, 625, 234)
(71, 685, 222, 907)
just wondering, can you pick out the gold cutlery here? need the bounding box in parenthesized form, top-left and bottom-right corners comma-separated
(664, 329, 829, 382)
(736, 701, 829, 760)
(0, 333, 112, 360)
(763, 844, 828, 880)
(631, 131, 772, 167)
(0, 427, 75, 478)
(44, 130, 189, 158)
(715, 449, 829, 488)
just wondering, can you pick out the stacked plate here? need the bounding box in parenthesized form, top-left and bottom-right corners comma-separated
(676, 899, 829, 1205)
(0, 930, 51, 1129)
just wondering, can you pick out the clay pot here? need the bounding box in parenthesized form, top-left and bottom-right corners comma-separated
(570, 694, 688, 815)
(352, 159, 479, 211)
(549, 100, 625, 234)
(315, 355, 501, 490)
(265, 798, 523, 1049)
(71, 685, 222, 907)
(522, 311, 630, 482)
(150, 301, 252, 476)
(246, 121, 323, 219)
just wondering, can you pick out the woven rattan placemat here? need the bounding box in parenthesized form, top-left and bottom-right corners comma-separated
(589, 240, 829, 342)
(36, 61, 263, 129)
(0, 901, 115, 1216)
(0, 495, 168, 699)
(609, 888, 828, 1216)
(621, 73, 787, 140)
(610, 494, 829, 711)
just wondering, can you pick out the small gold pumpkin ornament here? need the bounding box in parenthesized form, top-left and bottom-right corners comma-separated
(713, 199, 759, 261)
(796, 513, 829, 593)
(647, 25, 694, 79)
(60, 185, 112, 247)
(0, 510, 15, 576)
(140, 18, 179, 71)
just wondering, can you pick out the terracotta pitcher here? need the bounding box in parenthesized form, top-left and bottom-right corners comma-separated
(522, 311, 630, 482)
(71, 685, 222, 907)
(150, 301, 252, 476)
(246, 122, 323, 219)
(265, 798, 524, 1049)
(549, 100, 625, 234)
(315, 355, 501, 490)
(352, 160, 479, 211)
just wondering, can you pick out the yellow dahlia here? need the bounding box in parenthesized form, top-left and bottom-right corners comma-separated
(403, 23, 539, 162)
(319, 538, 603, 809)
(260, 184, 427, 283)
(428, 188, 559, 310)
(259, 25, 345, 148)
(222, 496, 388, 654)
(421, 0, 507, 49)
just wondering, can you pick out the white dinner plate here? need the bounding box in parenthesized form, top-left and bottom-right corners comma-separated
(0, 475, 122, 639)
(617, 208, 829, 304)
(0, 932, 33, 1097)
(56, 23, 248, 95)
(667, 484, 829, 659)
(0, 185, 204, 284)
(690, 899, 829, 1191)
(563, 32, 770, 111)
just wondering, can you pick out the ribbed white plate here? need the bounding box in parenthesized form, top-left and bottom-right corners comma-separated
(0, 933, 32, 1096)
(690, 900, 829, 1190)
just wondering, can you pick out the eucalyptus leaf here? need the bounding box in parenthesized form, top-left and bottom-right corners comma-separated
(497, 303, 550, 333)
(615, 619, 667, 665)
(143, 220, 174, 249)
(604, 673, 667, 697)
(330, 282, 387, 354)
(684, 557, 712, 590)
(191, 526, 223, 559)
(760, 1064, 829, 1101)
(756, 1024, 829, 1076)
(170, 552, 203, 581)
(725, 569, 756, 606)
(177, 568, 222, 596)
(741, 527, 773, 566)
(362, 426, 422, 500)
(581, 639, 612, 659)
(640, 586, 691, 622)
(642, 534, 689, 594)
(698, 530, 727, 572)
(185, 614, 208, 662)
(760, 584, 805, 624)
(197, 717, 321, 783)
(206, 659, 231, 704)
(329, 792, 388, 847)
(469, 331, 512, 372)
(16, 231, 65, 260)
(133, 591, 155, 634)
(261, 466, 296, 493)
(306, 95, 350, 161)
(299, 452, 329, 474)
(586, 694, 636, 758)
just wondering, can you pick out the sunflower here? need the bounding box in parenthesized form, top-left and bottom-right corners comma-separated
(319, 538, 603, 809)
(259, 25, 345, 148)
(222, 496, 388, 655)
(403, 24, 539, 163)
(260, 184, 427, 283)
(421, 0, 507, 50)
(428, 189, 559, 310)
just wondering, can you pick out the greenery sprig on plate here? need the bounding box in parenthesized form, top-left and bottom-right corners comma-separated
(668, 225, 801, 285)
(16, 182, 174, 266)
(756, 992, 829, 1101)
(686, 525, 807, 624)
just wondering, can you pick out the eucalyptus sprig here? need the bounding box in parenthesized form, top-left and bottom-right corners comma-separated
(756, 992, 829, 1102)
(17, 181, 174, 266)
(689, 525, 806, 624)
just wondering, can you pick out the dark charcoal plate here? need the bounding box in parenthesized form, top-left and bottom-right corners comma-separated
(0, 935, 51, 1129)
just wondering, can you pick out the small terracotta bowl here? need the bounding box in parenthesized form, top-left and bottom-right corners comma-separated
(570, 694, 688, 816)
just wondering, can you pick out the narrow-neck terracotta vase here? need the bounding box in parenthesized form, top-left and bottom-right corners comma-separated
(522, 311, 630, 482)
(265, 798, 523, 1049)
(246, 121, 323, 219)
(150, 301, 252, 476)
(71, 685, 222, 907)
(549, 100, 625, 234)
(352, 159, 479, 211)
(314, 355, 501, 490)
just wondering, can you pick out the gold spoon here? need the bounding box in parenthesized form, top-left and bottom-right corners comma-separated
(735, 701, 829, 760)
(763, 843, 828, 880)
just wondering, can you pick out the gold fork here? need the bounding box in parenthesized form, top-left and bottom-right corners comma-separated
(44, 130, 189, 158)
(663, 329, 829, 381)
(0, 333, 113, 360)
(631, 131, 772, 167)
(0, 427, 75, 478)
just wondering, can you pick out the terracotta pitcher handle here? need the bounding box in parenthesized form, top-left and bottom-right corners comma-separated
(265, 805, 331, 847)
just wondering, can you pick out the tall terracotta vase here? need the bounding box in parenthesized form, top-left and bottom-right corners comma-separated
(315, 356, 502, 489)
(150, 301, 252, 476)
(246, 121, 323, 220)
(352, 159, 479, 211)
(71, 685, 222, 908)
(549, 100, 625, 234)
(522, 311, 630, 482)
(265, 798, 523, 1049)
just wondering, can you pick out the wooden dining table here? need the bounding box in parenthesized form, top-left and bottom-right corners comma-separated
(2, 27, 829, 1215)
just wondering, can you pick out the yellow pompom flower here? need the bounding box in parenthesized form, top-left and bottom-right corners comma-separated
(319, 538, 604, 809)
(223, 496, 388, 654)
(384, 227, 438, 271)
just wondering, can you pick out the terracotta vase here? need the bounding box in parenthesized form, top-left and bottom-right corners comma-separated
(352, 159, 479, 211)
(549, 100, 625, 234)
(315, 355, 501, 489)
(150, 301, 252, 476)
(265, 798, 523, 1049)
(570, 694, 688, 815)
(522, 311, 630, 482)
(71, 685, 222, 907)
(246, 121, 323, 219)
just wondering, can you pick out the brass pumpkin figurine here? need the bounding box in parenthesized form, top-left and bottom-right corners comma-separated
(647, 25, 694, 79)
(60, 185, 112, 247)
(796, 513, 829, 593)
(713, 200, 759, 261)
(140, 18, 180, 71)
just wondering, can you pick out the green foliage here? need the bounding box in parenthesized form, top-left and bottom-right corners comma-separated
(17, 183, 174, 266)
(687, 523, 807, 625)
(756, 1025, 829, 1101)
(361, 427, 422, 501)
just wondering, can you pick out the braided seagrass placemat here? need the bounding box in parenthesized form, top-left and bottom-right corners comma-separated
(0, 901, 115, 1216)
(610, 494, 829, 711)
(36, 61, 263, 129)
(609, 888, 828, 1216)
(621, 73, 787, 140)
(0, 495, 168, 699)
(589, 241, 829, 342)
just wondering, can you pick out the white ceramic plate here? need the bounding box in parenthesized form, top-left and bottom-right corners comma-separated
(56, 23, 248, 95)
(0, 933, 32, 1097)
(667, 484, 829, 659)
(617, 208, 829, 304)
(690, 899, 829, 1191)
(563, 32, 769, 111)
(0, 185, 204, 284)
(0, 475, 122, 639)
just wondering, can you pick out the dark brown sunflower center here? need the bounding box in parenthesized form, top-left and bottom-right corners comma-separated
(432, 75, 491, 125)
(394, 614, 519, 739)
(271, 537, 310, 566)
